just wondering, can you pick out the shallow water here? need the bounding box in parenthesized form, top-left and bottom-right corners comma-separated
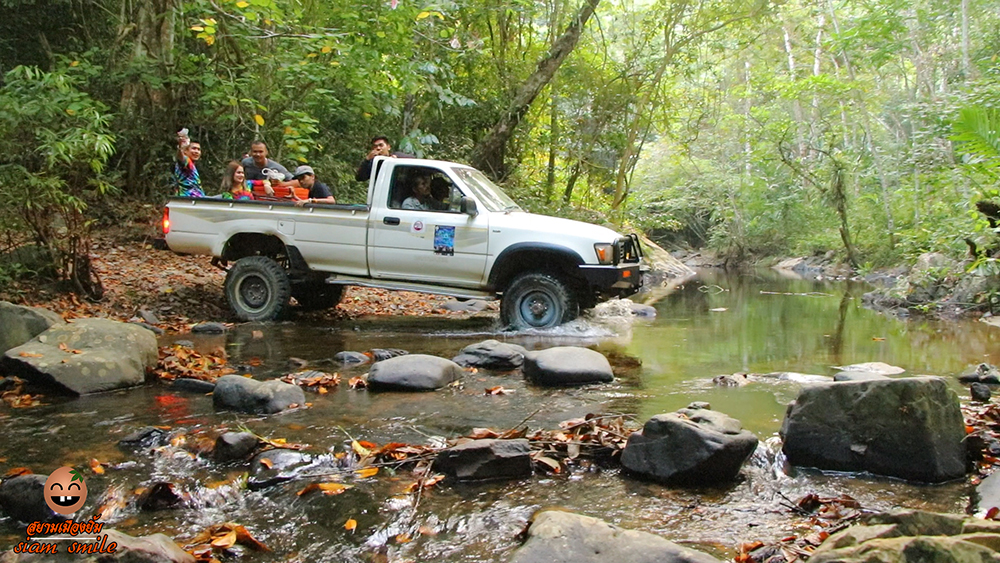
(2, 269, 996, 561)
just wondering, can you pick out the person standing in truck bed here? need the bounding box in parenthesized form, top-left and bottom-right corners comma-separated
(355, 135, 413, 182)
(173, 128, 204, 198)
(242, 141, 292, 182)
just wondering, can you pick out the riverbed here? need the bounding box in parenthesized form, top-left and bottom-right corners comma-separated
(1, 269, 993, 561)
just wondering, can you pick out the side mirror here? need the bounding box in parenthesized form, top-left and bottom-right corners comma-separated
(460, 196, 478, 216)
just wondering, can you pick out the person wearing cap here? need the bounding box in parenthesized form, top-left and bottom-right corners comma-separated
(292, 165, 336, 206)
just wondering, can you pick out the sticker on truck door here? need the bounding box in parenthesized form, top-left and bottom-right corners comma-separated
(411, 220, 425, 234)
(434, 225, 455, 256)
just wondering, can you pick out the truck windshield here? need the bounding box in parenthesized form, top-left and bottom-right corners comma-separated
(453, 168, 522, 213)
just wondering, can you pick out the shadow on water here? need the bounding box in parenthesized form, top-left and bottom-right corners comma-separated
(1, 268, 994, 560)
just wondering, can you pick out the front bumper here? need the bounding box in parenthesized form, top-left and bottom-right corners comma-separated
(579, 263, 643, 297)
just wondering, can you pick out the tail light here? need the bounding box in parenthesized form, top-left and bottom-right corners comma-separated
(162, 208, 170, 234)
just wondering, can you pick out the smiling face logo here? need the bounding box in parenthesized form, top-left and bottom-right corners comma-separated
(43, 467, 87, 515)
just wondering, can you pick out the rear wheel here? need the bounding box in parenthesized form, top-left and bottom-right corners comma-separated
(293, 283, 345, 311)
(224, 256, 291, 321)
(500, 272, 579, 329)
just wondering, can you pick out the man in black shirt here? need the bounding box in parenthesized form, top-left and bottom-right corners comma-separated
(292, 165, 336, 206)
(355, 135, 413, 182)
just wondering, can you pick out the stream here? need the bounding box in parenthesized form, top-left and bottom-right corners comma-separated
(2, 269, 996, 561)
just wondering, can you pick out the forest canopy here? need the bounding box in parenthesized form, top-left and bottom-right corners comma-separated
(2, 0, 1000, 291)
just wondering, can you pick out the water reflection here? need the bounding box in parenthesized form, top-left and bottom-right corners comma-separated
(0, 269, 993, 560)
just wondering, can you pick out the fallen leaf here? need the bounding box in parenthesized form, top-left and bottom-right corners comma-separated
(395, 534, 412, 544)
(344, 518, 357, 532)
(18, 352, 43, 358)
(259, 458, 274, 469)
(297, 482, 352, 496)
(352, 440, 371, 457)
(355, 467, 379, 478)
(4, 467, 32, 477)
(418, 525, 437, 536)
(251, 330, 264, 339)
(89, 459, 105, 475)
(211, 530, 237, 549)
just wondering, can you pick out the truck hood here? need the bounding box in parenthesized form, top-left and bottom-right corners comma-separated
(489, 211, 624, 248)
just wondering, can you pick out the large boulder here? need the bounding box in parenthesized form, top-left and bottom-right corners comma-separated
(0, 529, 195, 562)
(1, 319, 156, 395)
(366, 355, 462, 391)
(780, 376, 965, 483)
(509, 510, 721, 563)
(0, 302, 64, 355)
(0, 474, 63, 524)
(808, 510, 1000, 563)
(523, 347, 613, 386)
(621, 408, 759, 485)
(435, 439, 532, 481)
(212, 375, 305, 414)
(451, 340, 526, 370)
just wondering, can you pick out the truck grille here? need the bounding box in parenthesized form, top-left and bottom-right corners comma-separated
(616, 235, 643, 264)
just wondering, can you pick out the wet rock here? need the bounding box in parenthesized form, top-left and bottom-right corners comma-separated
(369, 348, 408, 362)
(621, 408, 759, 486)
(959, 364, 1000, 384)
(451, 339, 526, 370)
(0, 301, 64, 355)
(972, 383, 993, 403)
(687, 401, 711, 410)
(509, 510, 721, 563)
(1, 319, 157, 396)
(809, 510, 1000, 563)
(780, 376, 966, 483)
(523, 347, 613, 387)
(139, 308, 160, 326)
(0, 529, 195, 562)
(712, 373, 749, 387)
(214, 432, 259, 462)
(630, 303, 657, 317)
(367, 355, 462, 391)
(137, 482, 186, 511)
(0, 474, 63, 524)
(130, 322, 164, 336)
(772, 372, 833, 383)
(117, 427, 168, 450)
(171, 378, 216, 394)
(334, 351, 370, 365)
(441, 299, 489, 312)
(832, 362, 906, 375)
(834, 371, 890, 382)
(191, 322, 227, 334)
(435, 439, 532, 481)
(212, 375, 305, 414)
(248, 449, 314, 490)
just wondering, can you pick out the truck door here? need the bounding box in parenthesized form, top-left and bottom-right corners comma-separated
(368, 164, 489, 287)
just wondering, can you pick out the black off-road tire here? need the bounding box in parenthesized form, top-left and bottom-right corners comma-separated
(224, 256, 292, 321)
(500, 272, 579, 329)
(293, 283, 345, 311)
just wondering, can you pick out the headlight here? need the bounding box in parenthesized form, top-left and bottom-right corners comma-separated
(594, 243, 613, 265)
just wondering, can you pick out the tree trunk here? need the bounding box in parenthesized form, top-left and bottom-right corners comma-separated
(470, 0, 600, 178)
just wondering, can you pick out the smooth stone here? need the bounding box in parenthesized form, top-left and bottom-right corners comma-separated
(451, 339, 526, 370)
(0, 301, 64, 355)
(367, 355, 463, 391)
(171, 378, 216, 394)
(435, 439, 532, 481)
(523, 347, 613, 386)
(212, 375, 305, 414)
(214, 432, 259, 462)
(191, 322, 227, 334)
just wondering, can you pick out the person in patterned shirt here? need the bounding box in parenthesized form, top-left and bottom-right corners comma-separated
(173, 129, 204, 198)
(220, 161, 253, 200)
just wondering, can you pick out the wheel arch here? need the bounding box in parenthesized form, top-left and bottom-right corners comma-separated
(488, 243, 585, 292)
(221, 233, 288, 261)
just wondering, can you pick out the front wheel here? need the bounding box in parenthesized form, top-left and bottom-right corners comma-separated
(500, 272, 579, 329)
(224, 256, 291, 321)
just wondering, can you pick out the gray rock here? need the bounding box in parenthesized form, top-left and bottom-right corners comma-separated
(834, 371, 891, 382)
(960, 364, 1000, 384)
(780, 376, 966, 483)
(621, 408, 759, 485)
(191, 322, 227, 334)
(630, 303, 657, 317)
(451, 339, 526, 370)
(1, 318, 157, 395)
(712, 373, 749, 387)
(118, 427, 168, 450)
(687, 402, 711, 410)
(171, 378, 216, 394)
(214, 432, 259, 462)
(334, 351, 370, 365)
(139, 308, 160, 325)
(248, 449, 314, 490)
(441, 299, 489, 312)
(368, 348, 408, 361)
(367, 355, 462, 391)
(774, 372, 833, 383)
(509, 510, 721, 563)
(130, 322, 164, 336)
(212, 375, 305, 414)
(523, 347, 613, 386)
(972, 383, 993, 403)
(0, 475, 63, 524)
(0, 302, 64, 355)
(436, 439, 532, 481)
(0, 529, 196, 562)
(973, 472, 1000, 517)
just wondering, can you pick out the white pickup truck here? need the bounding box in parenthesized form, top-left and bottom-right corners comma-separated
(164, 156, 643, 328)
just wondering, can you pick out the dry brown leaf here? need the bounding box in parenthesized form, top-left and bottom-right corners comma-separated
(4, 467, 31, 477)
(210, 530, 237, 549)
(18, 352, 43, 358)
(259, 458, 274, 469)
(355, 467, 379, 478)
(352, 440, 371, 457)
(297, 482, 352, 496)
(418, 525, 437, 536)
(89, 458, 105, 475)
(344, 518, 357, 532)
(395, 534, 412, 544)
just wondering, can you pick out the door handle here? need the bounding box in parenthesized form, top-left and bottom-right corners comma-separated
(383, 217, 400, 225)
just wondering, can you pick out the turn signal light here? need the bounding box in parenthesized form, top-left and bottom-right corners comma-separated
(594, 243, 613, 265)
(622, 270, 632, 278)
(162, 208, 170, 234)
